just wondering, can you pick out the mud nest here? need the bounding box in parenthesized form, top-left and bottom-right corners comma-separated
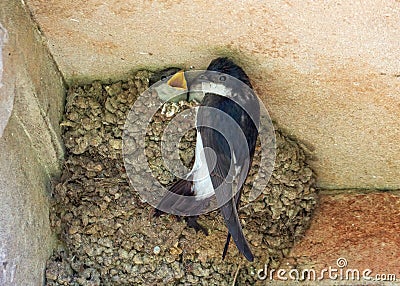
(46, 70, 318, 285)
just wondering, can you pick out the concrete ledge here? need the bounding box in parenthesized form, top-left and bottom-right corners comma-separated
(26, 0, 400, 190)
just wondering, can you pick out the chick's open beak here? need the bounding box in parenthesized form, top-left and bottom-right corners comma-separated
(167, 70, 187, 90)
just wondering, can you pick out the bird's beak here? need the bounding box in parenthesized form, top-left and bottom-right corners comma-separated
(167, 70, 187, 90)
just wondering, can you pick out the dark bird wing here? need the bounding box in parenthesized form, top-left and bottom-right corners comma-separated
(155, 178, 210, 216)
(155, 178, 193, 216)
(217, 178, 254, 262)
(197, 94, 255, 262)
(222, 155, 253, 260)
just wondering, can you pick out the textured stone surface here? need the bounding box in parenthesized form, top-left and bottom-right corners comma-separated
(281, 192, 400, 284)
(0, 0, 65, 285)
(25, 0, 400, 189)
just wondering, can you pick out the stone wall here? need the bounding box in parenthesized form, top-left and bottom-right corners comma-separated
(0, 1, 65, 285)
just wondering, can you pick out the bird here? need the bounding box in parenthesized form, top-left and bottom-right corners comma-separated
(155, 57, 259, 262)
(149, 67, 188, 102)
(149, 67, 182, 87)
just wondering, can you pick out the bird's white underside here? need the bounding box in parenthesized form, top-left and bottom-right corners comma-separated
(190, 131, 215, 199)
(188, 103, 242, 201)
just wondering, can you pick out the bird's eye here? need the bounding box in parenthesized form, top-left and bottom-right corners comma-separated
(219, 75, 226, 81)
(161, 75, 167, 81)
(199, 74, 207, 80)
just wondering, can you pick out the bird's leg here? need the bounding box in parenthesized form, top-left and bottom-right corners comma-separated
(156, 211, 208, 235)
(185, 216, 209, 235)
(153, 208, 164, 217)
(154, 211, 207, 236)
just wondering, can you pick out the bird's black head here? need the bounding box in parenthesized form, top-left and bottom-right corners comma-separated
(207, 57, 252, 88)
